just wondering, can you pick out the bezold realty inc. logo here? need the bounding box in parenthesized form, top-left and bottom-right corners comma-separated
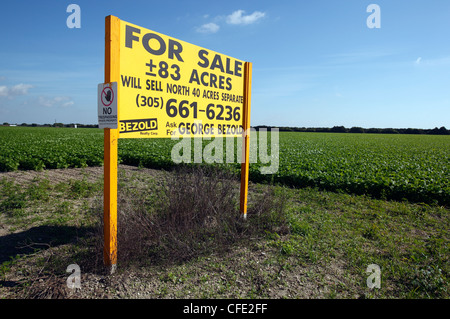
(120, 118, 158, 135)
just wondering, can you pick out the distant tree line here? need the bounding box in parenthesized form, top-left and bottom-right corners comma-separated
(2, 123, 449, 135)
(2, 122, 98, 128)
(253, 125, 449, 135)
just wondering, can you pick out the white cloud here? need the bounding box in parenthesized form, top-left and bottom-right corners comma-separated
(0, 86, 7, 97)
(196, 9, 266, 34)
(414, 56, 450, 67)
(196, 22, 220, 34)
(10, 84, 33, 96)
(0, 83, 33, 97)
(38, 96, 74, 108)
(226, 10, 265, 25)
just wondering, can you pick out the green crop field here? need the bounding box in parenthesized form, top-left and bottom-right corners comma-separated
(0, 126, 449, 205)
(0, 126, 449, 299)
(273, 132, 450, 206)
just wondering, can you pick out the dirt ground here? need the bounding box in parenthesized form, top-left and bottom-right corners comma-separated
(0, 165, 359, 300)
(0, 164, 161, 185)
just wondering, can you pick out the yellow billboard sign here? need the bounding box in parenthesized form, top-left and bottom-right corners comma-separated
(118, 19, 246, 138)
(102, 16, 252, 270)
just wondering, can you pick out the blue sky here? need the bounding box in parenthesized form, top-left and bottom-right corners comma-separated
(1, 0, 449, 129)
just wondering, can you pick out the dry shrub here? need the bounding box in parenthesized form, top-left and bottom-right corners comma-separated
(104, 165, 289, 266)
(115, 165, 239, 265)
(246, 186, 290, 236)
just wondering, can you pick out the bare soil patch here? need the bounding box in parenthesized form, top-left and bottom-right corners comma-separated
(0, 164, 164, 185)
(1, 166, 363, 299)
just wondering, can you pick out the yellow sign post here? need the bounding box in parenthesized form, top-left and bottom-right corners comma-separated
(103, 15, 120, 271)
(102, 15, 252, 270)
(240, 62, 252, 217)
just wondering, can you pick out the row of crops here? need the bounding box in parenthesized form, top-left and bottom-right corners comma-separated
(271, 132, 449, 206)
(0, 126, 448, 205)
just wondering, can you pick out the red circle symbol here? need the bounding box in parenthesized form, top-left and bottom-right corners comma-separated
(101, 87, 114, 107)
